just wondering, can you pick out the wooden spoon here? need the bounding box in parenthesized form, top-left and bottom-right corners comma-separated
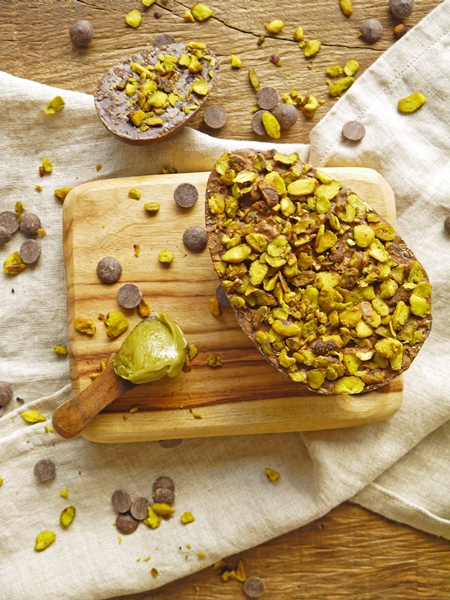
(52, 362, 135, 439)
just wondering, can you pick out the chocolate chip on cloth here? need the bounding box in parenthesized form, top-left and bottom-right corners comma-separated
(0, 211, 19, 236)
(0, 381, 13, 407)
(94, 42, 219, 146)
(19, 213, 41, 237)
(130, 497, 150, 521)
(111, 489, 132, 514)
(19, 239, 41, 264)
(34, 459, 56, 482)
(205, 149, 432, 395)
(116, 512, 139, 534)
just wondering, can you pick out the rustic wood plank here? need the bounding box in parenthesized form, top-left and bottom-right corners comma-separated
(109, 502, 450, 600)
(0, 0, 442, 145)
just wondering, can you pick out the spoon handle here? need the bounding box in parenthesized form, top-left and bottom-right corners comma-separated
(52, 362, 134, 439)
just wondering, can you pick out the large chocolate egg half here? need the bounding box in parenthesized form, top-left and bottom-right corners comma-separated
(205, 149, 432, 395)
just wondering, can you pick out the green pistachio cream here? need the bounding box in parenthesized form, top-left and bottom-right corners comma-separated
(113, 312, 186, 384)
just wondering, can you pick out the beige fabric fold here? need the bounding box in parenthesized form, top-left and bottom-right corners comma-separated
(1, 2, 450, 597)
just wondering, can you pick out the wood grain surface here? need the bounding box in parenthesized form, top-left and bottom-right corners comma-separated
(63, 167, 402, 443)
(2, 0, 448, 598)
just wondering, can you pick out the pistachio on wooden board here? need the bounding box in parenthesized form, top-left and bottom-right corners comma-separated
(94, 42, 219, 146)
(205, 149, 432, 395)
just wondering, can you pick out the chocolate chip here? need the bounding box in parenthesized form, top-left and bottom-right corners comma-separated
(183, 226, 207, 252)
(159, 438, 183, 448)
(272, 103, 298, 130)
(152, 476, 175, 492)
(174, 183, 199, 208)
(0, 211, 19, 235)
(19, 213, 41, 237)
(0, 226, 11, 245)
(216, 284, 231, 306)
(19, 239, 41, 264)
(34, 459, 56, 482)
(203, 105, 227, 129)
(130, 497, 150, 521)
(243, 576, 265, 598)
(342, 120, 366, 141)
(112, 489, 132, 513)
(0, 382, 13, 407)
(69, 20, 94, 47)
(152, 486, 175, 505)
(389, 0, 414, 19)
(444, 216, 450, 235)
(153, 33, 176, 47)
(96, 257, 122, 284)
(117, 283, 142, 309)
(116, 512, 139, 534)
(251, 110, 270, 136)
(256, 87, 279, 110)
(359, 19, 383, 44)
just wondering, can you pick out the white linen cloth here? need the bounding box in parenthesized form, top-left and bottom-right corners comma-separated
(1, 1, 450, 597)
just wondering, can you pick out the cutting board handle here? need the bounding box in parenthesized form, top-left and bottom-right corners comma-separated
(52, 363, 134, 438)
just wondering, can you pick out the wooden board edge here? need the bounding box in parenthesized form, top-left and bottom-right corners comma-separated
(80, 382, 403, 443)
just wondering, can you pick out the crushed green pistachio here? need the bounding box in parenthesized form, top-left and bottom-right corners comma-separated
(265, 467, 280, 482)
(20, 410, 46, 423)
(191, 3, 213, 21)
(398, 92, 427, 113)
(53, 345, 68, 355)
(339, 0, 353, 17)
(328, 76, 355, 97)
(180, 511, 195, 524)
(105, 311, 129, 339)
(293, 26, 304, 41)
(54, 188, 72, 202)
(206, 353, 221, 367)
(304, 40, 321, 57)
(265, 19, 284, 34)
(125, 9, 142, 28)
(230, 54, 242, 68)
(158, 249, 174, 264)
(4, 251, 26, 275)
(45, 96, 65, 115)
(74, 317, 96, 336)
(144, 202, 160, 213)
(59, 488, 69, 499)
(60, 506, 76, 528)
(35, 530, 56, 551)
(128, 188, 141, 200)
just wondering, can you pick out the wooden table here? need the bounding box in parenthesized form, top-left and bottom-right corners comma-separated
(2, 0, 449, 597)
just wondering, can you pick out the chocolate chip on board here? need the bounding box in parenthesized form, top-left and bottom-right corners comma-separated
(69, 20, 94, 46)
(359, 18, 383, 44)
(117, 283, 142, 309)
(152, 476, 175, 492)
(183, 225, 208, 251)
(389, 0, 414, 19)
(153, 33, 176, 47)
(215, 284, 231, 306)
(0, 381, 13, 407)
(272, 103, 298, 130)
(251, 110, 270, 136)
(203, 105, 228, 129)
(34, 459, 56, 482)
(255, 86, 279, 110)
(243, 576, 266, 598)
(130, 497, 150, 521)
(19, 239, 41, 264)
(96, 256, 122, 284)
(158, 438, 183, 448)
(116, 512, 139, 534)
(19, 213, 41, 237)
(0, 211, 19, 235)
(152, 486, 175, 505)
(112, 489, 132, 513)
(342, 120, 366, 141)
(174, 183, 199, 208)
(0, 226, 11, 245)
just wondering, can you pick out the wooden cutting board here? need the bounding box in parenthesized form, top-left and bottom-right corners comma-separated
(63, 167, 402, 443)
